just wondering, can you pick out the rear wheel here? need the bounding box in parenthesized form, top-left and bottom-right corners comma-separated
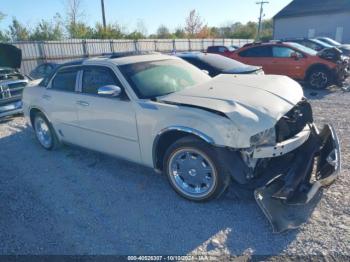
(164, 136, 229, 202)
(307, 68, 331, 89)
(33, 112, 59, 150)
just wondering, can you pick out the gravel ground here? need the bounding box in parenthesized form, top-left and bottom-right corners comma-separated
(0, 88, 349, 258)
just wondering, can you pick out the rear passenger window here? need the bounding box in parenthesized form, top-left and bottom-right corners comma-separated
(82, 67, 121, 95)
(51, 68, 78, 92)
(239, 46, 272, 57)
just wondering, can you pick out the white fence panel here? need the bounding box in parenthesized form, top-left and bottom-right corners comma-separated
(10, 38, 253, 74)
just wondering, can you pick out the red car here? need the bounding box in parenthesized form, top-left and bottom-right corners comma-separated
(230, 42, 349, 89)
(206, 45, 237, 59)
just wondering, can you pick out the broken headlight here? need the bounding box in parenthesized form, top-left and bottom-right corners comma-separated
(250, 127, 276, 146)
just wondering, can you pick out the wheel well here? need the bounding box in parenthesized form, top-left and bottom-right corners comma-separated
(153, 130, 209, 171)
(29, 108, 42, 127)
(306, 64, 331, 79)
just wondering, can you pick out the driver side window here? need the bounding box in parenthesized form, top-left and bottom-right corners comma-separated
(82, 66, 122, 95)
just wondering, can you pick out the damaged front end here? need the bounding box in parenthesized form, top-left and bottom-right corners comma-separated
(318, 47, 350, 86)
(254, 124, 340, 233)
(238, 100, 341, 233)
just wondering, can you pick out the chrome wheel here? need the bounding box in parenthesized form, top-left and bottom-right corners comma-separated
(34, 116, 53, 149)
(310, 71, 328, 89)
(168, 148, 217, 199)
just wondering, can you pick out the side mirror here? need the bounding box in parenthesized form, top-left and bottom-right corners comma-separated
(290, 52, 299, 60)
(98, 85, 122, 97)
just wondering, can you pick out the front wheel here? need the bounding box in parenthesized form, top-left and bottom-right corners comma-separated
(164, 136, 230, 202)
(307, 68, 331, 89)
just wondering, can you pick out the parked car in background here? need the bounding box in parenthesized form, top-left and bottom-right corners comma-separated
(231, 41, 349, 89)
(317, 37, 350, 56)
(175, 52, 263, 77)
(30, 62, 59, 80)
(0, 43, 29, 118)
(206, 45, 236, 59)
(282, 38, 334, 52)
(23, 53, 340, 233)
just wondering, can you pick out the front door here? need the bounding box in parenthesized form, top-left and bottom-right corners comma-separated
(271, 46, 306, 80)
(75, 65, 140, 162)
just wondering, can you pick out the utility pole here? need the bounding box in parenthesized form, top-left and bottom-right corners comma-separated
(256, 1, 269, 40)
(101, 0, 107, 29)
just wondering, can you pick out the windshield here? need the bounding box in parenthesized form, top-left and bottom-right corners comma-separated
(199, 54, 247, 71)
(320, 37, 341, 46)
(311, 39, 333, 48)
(228, 46, 236, 52)
(119, 59, 211, 99)
(287, 42, 318, 55)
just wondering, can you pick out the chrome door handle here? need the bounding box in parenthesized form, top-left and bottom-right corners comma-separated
(42, 94, 51, 100)
(76, 100, 89, 107)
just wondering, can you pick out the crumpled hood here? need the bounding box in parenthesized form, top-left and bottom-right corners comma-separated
(0, 43, 22, 69)
(160, 74, 304, 134)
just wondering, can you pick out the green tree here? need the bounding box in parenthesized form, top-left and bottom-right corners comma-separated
(174, 27, 186, 38)
(68, 22, 94, 39)
(260, 19, 273, 41)
(156, 25, 171, 39)
(8, 18, 30, 41)
(0, 12, 9, 41)
(30, 18, 64, 41)
(93, 23, 125, 39)
(0, 12, 5, 21)
(126, 31, 145, 40)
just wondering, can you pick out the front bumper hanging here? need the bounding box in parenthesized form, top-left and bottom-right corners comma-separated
(254, 124, 341, 233)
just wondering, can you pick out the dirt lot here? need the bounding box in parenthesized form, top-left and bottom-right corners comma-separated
(0, 88, 349, 258)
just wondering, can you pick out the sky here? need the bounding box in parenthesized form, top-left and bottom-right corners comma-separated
(0, 0, 293, 34)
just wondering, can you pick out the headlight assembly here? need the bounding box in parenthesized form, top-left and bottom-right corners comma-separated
(250, 127, 276, 146)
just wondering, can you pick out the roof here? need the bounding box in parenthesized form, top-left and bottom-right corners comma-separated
(58, 53, 176, 69)
(175, 51, 207, 58)
(84, 53, 176, 66)
(274, 0, 350, 19)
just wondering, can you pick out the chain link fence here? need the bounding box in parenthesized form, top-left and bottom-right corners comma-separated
(10, 38, 253, 75)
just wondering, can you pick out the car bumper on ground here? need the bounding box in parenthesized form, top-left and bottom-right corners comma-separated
(0, 100, 23, 118)
(254, 124, 341, 233)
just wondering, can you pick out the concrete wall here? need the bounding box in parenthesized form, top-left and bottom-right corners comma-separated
(274, 11, 350, 43)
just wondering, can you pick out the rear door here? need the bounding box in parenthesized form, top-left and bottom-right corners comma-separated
(74, 65, 140, 162)
(43, 66, 80, 144)
(237, 46, 274, 73)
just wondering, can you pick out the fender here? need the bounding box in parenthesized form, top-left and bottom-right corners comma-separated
(152, 126, 216, 170)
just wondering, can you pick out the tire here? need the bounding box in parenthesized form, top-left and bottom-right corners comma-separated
(307, 68, 331, 89)
(33, 112, 59, 150)
(163, 136, 230, 202)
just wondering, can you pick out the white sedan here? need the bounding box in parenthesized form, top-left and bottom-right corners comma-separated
(22, 54, 340, 232)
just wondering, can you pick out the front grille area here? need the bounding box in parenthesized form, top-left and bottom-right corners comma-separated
(275, 100, 313, 143)
(0, 80, 27, 105)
